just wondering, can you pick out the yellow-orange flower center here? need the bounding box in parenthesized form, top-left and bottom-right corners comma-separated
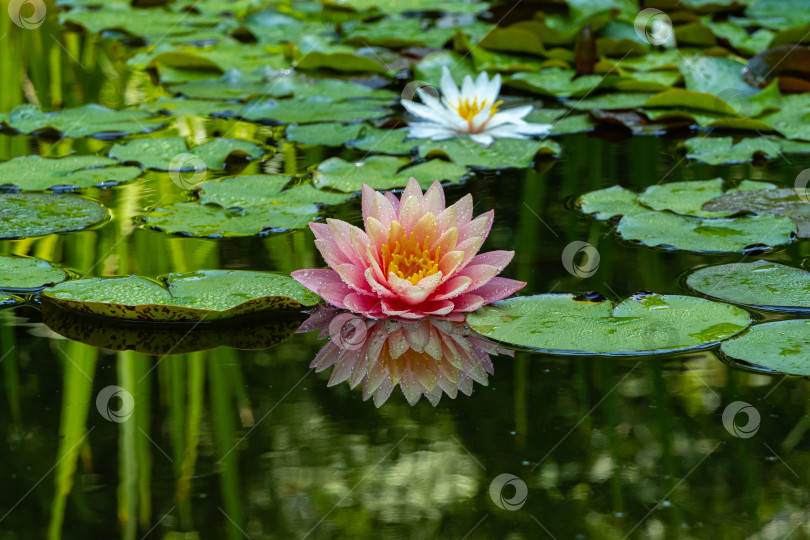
(454, 98, 503, 132)
(381, 222, 441, 285)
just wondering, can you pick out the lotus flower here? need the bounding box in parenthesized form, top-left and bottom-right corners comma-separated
(292, 179, 525, 320)
(300, 307, 513, 406)
(402, 67, 552, 146)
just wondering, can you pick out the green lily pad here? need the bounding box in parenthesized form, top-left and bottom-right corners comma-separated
(679, 55, 754, 105)
(286, 123, 366, 146)
(139, 201, 319, 237)
(109, 137, 263, 170)
(638, 178, 777, 218)
(418, 137, 561, 169)
(0, 256, 68, 291)
(578, 185, 645, 220)
(564, 92, 655, 110)
(683, 136, 810, 164)
(313, 156, 468, 192)
(721, 320, 810, 375)
(687, 260, 810, 312)
(758, 94, 810, 141)
(138, 97, 239, 117)
(41, 302, 304, 355)
(466, 293, 751, 355)
(344, 17, 457, 48)
(197, 175, 352, 208)
(292, 40, 391, 75)
(325, 0, 490, 15)
(349, 127, 427, 155)
(506, 69, 616, 98)
(412, 50, 477, 89)
(0, 155, 141, 192)
(616, 210, 796, 253)
(6, 104, 165, 139)
(0, 193, 108, 239)
(41, 270, 320, 322)
(0, 292, 16, 307)
(703, 188, 810, 236)
(171, 71, 396, 102)
(240, 97, 392, 124)
(59, 6, 220, 43)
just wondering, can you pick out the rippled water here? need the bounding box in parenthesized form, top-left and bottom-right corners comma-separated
(3, 12, 810, 540)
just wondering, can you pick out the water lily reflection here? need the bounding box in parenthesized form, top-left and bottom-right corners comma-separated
(301, 307, 514, 407)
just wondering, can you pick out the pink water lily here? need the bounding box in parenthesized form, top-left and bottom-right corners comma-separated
(292, 178, 525, 320)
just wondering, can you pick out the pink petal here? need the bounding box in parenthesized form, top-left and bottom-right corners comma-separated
(458, 211, 492, 244)
(335, 263, 374, 295)
(438, 250, 465, 280)
(431, 275, 472, 301)
(364, 267, 396, 298)
(344, 293, 382, 316)
(453, 194, 474, 227)
(387, 272, 443, 305)
(466, 250, 514, 270)
(291, 268, 342, 294)
(465, 276, 526, 304)
(398, 193, 423, 232)
(318, 281, 355, 310)
(451, 294, 485, 312)
(423, 181, 446, 216)
(400, 177, 425, 213)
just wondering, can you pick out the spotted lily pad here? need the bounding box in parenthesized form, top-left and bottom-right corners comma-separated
(0, 155, 141, 192)
(687, 260, 810, 312)
(467, 293, 751, 355)
(617, 211, 796, 253)
(721, 320, 810, 375)
(0, 256, 68, 291)
(42, 270, 320, 322)
(110, 137, 263, 170)
(703, 188, 810, 237)
(139, 202, 318, 237)
(41, 302, 304, 354)
(5, 104, 165, 139)
(0, 193, 108, 239)
(418, 137, 560, 169)
(313, 156, 468, 192)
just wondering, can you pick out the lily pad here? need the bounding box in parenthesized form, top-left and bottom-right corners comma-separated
(506, 69, 616, 98)
(683, 136, 810, 164)
(286, 123, 366, 146)
(197, 175, 352, 207)
(412, 50, 477, 88)
(721, 320, 810, 375)
(109, 137, 263, 170)
(418, 137, 561, 169)
(5, 104, 165, 139)
(686, 260, 810, 312)
(0, 256, 68, 291)
(325, 0, 490, 15)
(240, 96, 392, 124)
(578, 185, 644, 220)
(638, 178, 777, 218)
(349, 127, 427, 155)
(0, 155, 141, 192)
(41, 302, 304, 355)
(313, 156, 468, 192)
(617, 211, 796, 253)
(467, 293, 751, 355)
(41, 270, 320, 322)
(0, 193, 108, 239)
(703, 188, 810, 237)
(139, 201, 319, 237)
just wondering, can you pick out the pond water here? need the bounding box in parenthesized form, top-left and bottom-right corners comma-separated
(3, 1, 810, 539)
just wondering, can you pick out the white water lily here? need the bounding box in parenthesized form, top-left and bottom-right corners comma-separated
(402, 67, 552, 146)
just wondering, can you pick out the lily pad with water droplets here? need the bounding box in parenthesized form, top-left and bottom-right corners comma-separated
(0, 193, 108, 239)
(686, 260, 810, 312)
(616, 211, 796, 253)
(683, 136, 810, 165)
(197, 175, 352, 208)
(0, 155, 141, 192)
(721, 320, 810, 375)
(5, 104, 165, 139)
(313, 155, 468, 192)
(0, 255, 68, 291)
(467, 293, 751, 355)
(41, 270, 320, 322)
(139, 201, 319, 237)
(109, 137, 263, 171)
(418, 137, 560, 169)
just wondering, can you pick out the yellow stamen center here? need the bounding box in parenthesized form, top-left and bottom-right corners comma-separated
(454, 98, 503, 132)
(381, 222, 441, 285)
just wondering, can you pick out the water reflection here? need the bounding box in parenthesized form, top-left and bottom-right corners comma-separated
(300, 306, 514, 407)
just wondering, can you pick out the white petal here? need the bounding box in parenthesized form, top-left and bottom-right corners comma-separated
(514, 122, 553, 137)
(440, 67, 460, 105)
(407, 123, 457, 140)
(402, 99, 439, 120)
(469, 133, 494, 145)
(460, 74, 476, 100)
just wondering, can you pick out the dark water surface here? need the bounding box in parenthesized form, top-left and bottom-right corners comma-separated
(2, 13, 810, 540)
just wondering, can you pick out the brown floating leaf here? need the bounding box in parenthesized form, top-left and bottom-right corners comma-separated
(703, 187, 810, 237)
(742, 46, 810, 92)
(575, 24, 597, 76)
